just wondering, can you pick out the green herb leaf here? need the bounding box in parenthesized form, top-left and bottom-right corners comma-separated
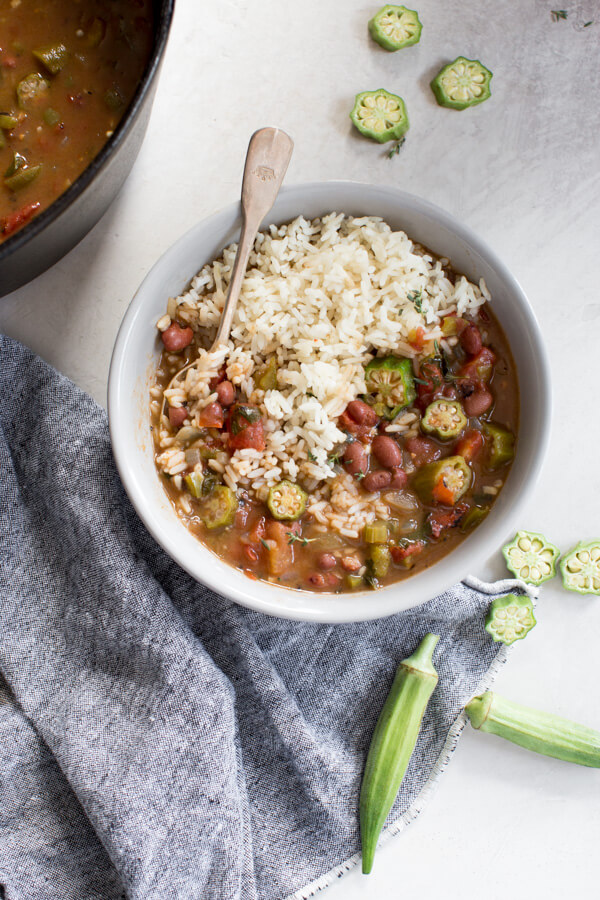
(407, 289, 423, 313)
(286, 533, 316, 546)
(551, 9, 568, 21)
(584, 20, 593, 26)
(260, 538, 269, 549)
(386, 136, 406, 159)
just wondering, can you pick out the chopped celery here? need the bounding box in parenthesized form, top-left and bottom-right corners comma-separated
(346, 573, 364, 590)
(184, 471, 204, 499)
(257, 356, 278, 391)
(364, 521, 389, 544)
(33, 43, 69, 75)
(369, 544, 391, 578)
(43, 107, 61, 126)
(483, 422, 515, 470)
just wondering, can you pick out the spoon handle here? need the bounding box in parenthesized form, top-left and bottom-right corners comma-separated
(211, 127, 294, 350)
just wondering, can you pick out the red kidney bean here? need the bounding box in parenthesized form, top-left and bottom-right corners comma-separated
(308, 572, 325, 587)
(341, 556, 362, 572)
(390, 467, 408, 489)
(216, 380, 236, 407)
(463, 388, 493, 418)
(168, 406, 188, 428)
(342, 441, 368, 476)
(323, 572, 342, 588)
(346, 399, 379, 426)
(460, 324, 483, 357)
(372, 435, 402, 468)
(318, 553, 337, 571)
(404, 436, 442, 467)
(161, 322, 193, 352)
(209, 365, 227, 390)
(442, 384, 459, 400)
(363, 470, 392, 493)
(198, 401, 224, 428)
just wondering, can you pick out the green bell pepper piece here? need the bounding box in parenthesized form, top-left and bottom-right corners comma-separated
(483, 422, 515, 470)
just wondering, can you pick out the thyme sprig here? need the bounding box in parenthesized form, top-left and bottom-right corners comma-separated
(551, 9, 568, 21)
(286, 533, 316, 546)
(386, 137, 406, 159)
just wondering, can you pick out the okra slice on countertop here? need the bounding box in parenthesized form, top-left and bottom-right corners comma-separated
(560, 540, 600, 595)
(485, 594, 536, 645)
(431, 57, 492, 110)
(350, 89, 409, 143)
(465, 691, 600, 768)
(368, 5, 422, 51)
(503, 530, 560, 585)
(421, 398, 467, 441)
(364, 355, 415, 417)
(267, 480, 307, 521)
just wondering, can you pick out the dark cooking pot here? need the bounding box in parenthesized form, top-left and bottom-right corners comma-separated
(0, 0, 175, 297)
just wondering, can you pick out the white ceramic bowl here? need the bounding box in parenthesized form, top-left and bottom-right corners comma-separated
(109, 182, 551, 623)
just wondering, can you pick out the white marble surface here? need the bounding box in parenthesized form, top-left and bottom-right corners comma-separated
(2, 0, 600, 895)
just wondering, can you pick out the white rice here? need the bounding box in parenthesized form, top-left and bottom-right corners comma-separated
(154, 214, 489, 535)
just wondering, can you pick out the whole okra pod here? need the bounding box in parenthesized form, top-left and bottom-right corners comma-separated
(465, 691, 600, 768)
(360, 633, 439, 874)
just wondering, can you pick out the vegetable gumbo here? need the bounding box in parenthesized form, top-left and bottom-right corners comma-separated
(0, 0, 153, 241)
(150, 214, 519, 595)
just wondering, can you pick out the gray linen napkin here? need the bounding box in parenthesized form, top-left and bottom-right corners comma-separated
(0, 335, 534, 900)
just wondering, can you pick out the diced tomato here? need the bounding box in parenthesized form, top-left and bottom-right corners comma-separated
(228, 420, 265, 451)
(243, 545, 259, 564)
(455, 429, 484, 462)
(247, 516, 267, 544)
(427, 503, 468, 539)
(390, 541, 425, 567)
(457, 348, 496, 387)
(416, 358, 445, 410)
(0, 202, 41, 239)
(198, 401, 224, 428)
(409, 326, 426, 351)
(265, 520, 300, 576)
(432, 481, 455, 506)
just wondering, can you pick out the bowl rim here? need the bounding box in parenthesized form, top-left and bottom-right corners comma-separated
(0, 0, 175, 264)
(108, 180, 552, 623)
